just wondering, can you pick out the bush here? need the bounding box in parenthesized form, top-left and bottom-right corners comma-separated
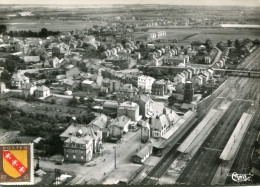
(67, 96, 78, 107)
(51, 99, 56, 104)
(79, 96, 85, 104)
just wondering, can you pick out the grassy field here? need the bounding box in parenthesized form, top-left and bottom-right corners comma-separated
(2, 97, 88, 118)
(185, 29, 260, 42)
(147, 28, 260, 43)
(3, 19, 107, 32)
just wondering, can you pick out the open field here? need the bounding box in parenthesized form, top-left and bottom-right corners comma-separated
(147, 28, 260, 43)
(1, 97, 88, 117)
(2, 19, 107, 32)
(185, 31, 260, 42)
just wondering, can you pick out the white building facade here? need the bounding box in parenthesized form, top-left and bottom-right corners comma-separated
(137, 75, 155, 93)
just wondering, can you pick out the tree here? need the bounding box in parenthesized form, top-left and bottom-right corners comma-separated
(51, 99, 56, 104)
(1, 70, 11, 80)
(168, 95, 176, 106)
(39, 28, 48, 37)
(87, 97, 95, 103)
(1, 116, 15, 129)
(227, 40, 232, 47)
(0, 25, 7, 34)
(205, 39, 213, 50)
(235, 39, 240, 49)
(5, 59, 16, 73)
(68, 96, 78, 107)
(79, 96, 85, 104)
(191, 40, 203, 47)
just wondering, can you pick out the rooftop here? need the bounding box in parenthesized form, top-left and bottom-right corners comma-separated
(82, 80, 94, 84)
(36, 85, 50, 92)
(108, 115, 131, 129)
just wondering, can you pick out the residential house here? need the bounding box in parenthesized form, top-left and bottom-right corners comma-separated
(193, 75, 203, 86)
(137, 75, 155, 93)
(108, 115, 131, 139)
(15, 41, 25, 52)
(43, 60, 51, 68)
(63, 79, 80, 90)
(60, 123, 102, 163)
(186, 69, 193, 79)
(150, 58, 160, 66)
(109, 80, 121, 93)
(201, 71, 210, 82)
(207, 69, 214, 77)
(83, 36, 98, 51)
(66, 67, 80, 79)
(117, 84, 138, 101)
(34, 86, 50, 98)
(100, 86, 108, 93)
(150, 107, 180, 138)
(131, 94, 153, 119)
(88, 114, 109, 142)
(151, 80, 168, 96)
(174, 74, 185, 84)
(24, 56, 40, 63)
(199, 73, 208, 83)
(0, 82, 6, 94)
(204, 56, 212, 64)
(52, 57, 63, 68)
(150, 114, 169, 138)
(102, 78, 110, 88)
(163, 55, 189, 66)
(81, 80, 94, 91)
(11, 73, 30, 89)
(103, 101, 119, 117)
(117, 101, 140, 122)
(22, 82, 37, 97)
(81, 80, 101, 94)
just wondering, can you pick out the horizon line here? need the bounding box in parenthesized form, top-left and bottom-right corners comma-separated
(1, 3, 259, 7)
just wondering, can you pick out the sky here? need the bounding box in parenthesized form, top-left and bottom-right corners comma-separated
(0, 0, 259, 6)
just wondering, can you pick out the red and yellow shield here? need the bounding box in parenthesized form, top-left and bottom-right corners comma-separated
(3, 150, 28, 178)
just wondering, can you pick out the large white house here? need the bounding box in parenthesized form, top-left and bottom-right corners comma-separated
(137, 75, 155, 93)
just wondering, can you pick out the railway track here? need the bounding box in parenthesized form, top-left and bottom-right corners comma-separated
(226, 79, 260, 184)
(177, 100, 251, 184)
(139, 117, 199, 185)
(139, 46, 260, 185)
(176, 75, 259, 184)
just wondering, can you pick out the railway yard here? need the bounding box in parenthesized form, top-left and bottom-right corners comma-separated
(139, 47, 260, 185)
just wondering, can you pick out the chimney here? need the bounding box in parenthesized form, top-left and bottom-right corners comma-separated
(149, 117, 152, 124)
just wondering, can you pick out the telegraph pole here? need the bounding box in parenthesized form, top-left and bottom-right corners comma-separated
(114, 146, 117, 169)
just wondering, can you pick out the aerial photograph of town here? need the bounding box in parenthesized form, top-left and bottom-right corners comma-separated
(0, 0, 259, 185)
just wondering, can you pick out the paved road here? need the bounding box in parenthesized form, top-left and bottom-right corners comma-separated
(212, 46, 222, 65)
(0, 130, 20, 144)
(38, 130, 142, 185)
